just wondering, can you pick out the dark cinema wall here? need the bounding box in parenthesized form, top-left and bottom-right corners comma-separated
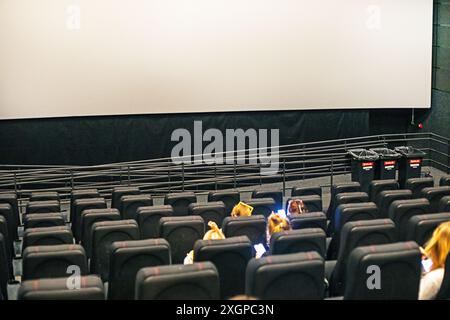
(0, 1, 448, 166)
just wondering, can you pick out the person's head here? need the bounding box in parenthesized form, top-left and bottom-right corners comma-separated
(288, 199, 308, 215)
(231, 202, 253, 217)
(203, 221, 226, 240)
(424, 221, 450, 271)
(268, 212, 291, 236)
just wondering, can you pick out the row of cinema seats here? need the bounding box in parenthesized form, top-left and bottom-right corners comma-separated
(0, 175, 449, 300)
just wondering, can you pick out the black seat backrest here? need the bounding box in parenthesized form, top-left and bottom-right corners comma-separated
(22, 244, 88, 281)
(80, 208, 121, 258)
(405, 212, 450, 246)
(245, 198, 276, 218)
(22, 226, 74, 252)
(405, 177, 434, 198)
(119, 194, 153, 220)
(0, 204, 16, 256)
(222, 215, 267, 245)
(270, 228, 326, 257)
(70, 188, 100, 220)
(291, 186, 322, 198)
(26, 200, 60, 215)
(23, 213, 66, 230)
(326, 182, 361, 219)
(159, 216, 205, 264)
(285, 195, 322, 213)
(440, 175, 450, 187)
(208, 191, 240, 215)
(376, 189, 413, 218)
(0, 217, 13, 281)
(90, 220, 140, 281)
(344, 242, 421, 300)
(333, 202, 379, 235)
(421, 186, 450, 212)
(252, 190, 283, 210)
(30, 191, 59, 202)
(18, 275, 105, 300)
(436, 253, 450, 300)
(439, 196, 450, 212)
(135, 262, 220, 300)
(72, 198, 107, 242)
(188, 202, 227, 227)
(328, 192, 369, 235)
(194, 236, 252, 299)
(368, 180, 399, 202)
(388, 198, 430, 240)
(289, 212, 327, 231)
(164, 192, 197, 216)
(246, 251, 325, 300)
(108, 238, 171, 300)
(137, 205, 173, 239)
(111, 186, 140, 209)
(0, 194, 20, 241)
(0, 234, 9, 300)
(329, 219, 397, 296)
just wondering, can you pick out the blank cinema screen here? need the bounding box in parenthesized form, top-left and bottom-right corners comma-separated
(0, 0, 433, 119)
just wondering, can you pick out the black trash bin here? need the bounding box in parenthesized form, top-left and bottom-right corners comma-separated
(348, 149, 379, 193)
(394, 146, 427, 188)
(369, 148, 401, 180)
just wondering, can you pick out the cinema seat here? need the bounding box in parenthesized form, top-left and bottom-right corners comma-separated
(344, 242, 421, 300)
(72, 198, 107, 242)
(368, 180, 399, 202)
(328, 192, 370, 235)
(18, 275, 105, 300)
(0, 204, 16, 253)
(286, 195, 323, 213)
(222, 215, 266, 245)
(188, 202, 226, 227)
(289, 212, 327, 231)
(108, 238, 171, 300)
(440, 175, 450, 187)
(22, 244, 88, 281)
(436, 253, 450, 300)
(252, 190, 283, 210)
(79, 208, 121, 257)
(328, 219, 397, 295)
(291, 186, 322, 198)
(22, 226, 74, 252)
(245, 198, 276, 218)
(326, 182, 361, 219)
(388, 198, 431, 240)
(119, 194, 153, 220)
(421, 186, 450, 212)
(270, 228, 326, 257)
(405, 177, 435, 198)
(405, 213, 450, 246)
(208, 191, 240, 215)
(246, 251, 325, 300)
(90, 220, 140, 281)
(111, 186, 140, 209)
(26, 200, 60, 214)
(376, 189, 413, 218)
(0, 217, 13, 280)
(30, 191, 59, 202)
(135, 262, 220, 300)
(0, 194, 20, 240)
(70, 189, 100, 216)
(159, 216, 205, 264)
(333, 202, 379, 235)
(439, 196, 450, 212)
(23, 213, 66, 229)
(194, 236, 252, 299)
(0, 234, 9, 300)
(137, 205, 173, 239)
(164, 192, 197, 216)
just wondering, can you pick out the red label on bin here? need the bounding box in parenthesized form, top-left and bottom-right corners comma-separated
(409, 159, 421, 164)
(384, 160, 396, 166)
(362, 162, 374, 167)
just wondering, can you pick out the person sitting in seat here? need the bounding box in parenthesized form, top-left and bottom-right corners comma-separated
(256, 212, 291, 257)
(287, 199, 309, 216)
(419, 221, 450, 300)
(184, 221, 226, 264)
(231, 201, 254, 217)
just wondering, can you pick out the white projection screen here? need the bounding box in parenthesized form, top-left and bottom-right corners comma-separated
(0, 0, 433, 119)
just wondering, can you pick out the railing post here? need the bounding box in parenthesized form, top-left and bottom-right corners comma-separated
(448, 140, 450, 174)
(127, 166, 131, 186)
(302, 145, 305, 181)
(70, 170, 74, 191)
(119, 166, 123, 185)
(233, 162, 237, 189)
(259, 163, 262, 186)
(182, 163, 185, 192)
(282, 159, 286, 197)
(214, 164, 217, 191)
(168, 160, 171, 193)
(13, 172, 17, 196)
(330, 156, 334, 187)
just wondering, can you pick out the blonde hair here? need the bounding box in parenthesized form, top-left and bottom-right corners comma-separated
(268, 212, 291, 235)
(203, 221, 225, 240)
(231, 202, 253, 217)
(424, 221, 450, 271)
